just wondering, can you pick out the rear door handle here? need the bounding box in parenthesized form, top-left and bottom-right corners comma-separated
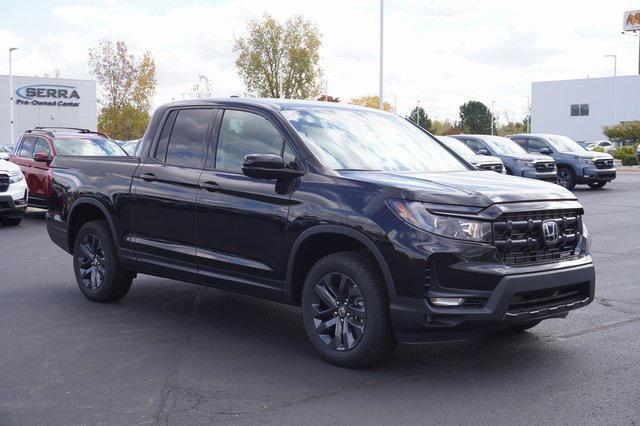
(141, 173, 157, 182)
(200, 181, 220, 192)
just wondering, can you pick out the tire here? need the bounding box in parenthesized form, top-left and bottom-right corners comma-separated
(301, 252, 397, 368)
(502, 320, 541, 334)
(73, 220, 133, 302)
(557, 167, 575, 190)
(588, 181, 606, 189)
(0, 217, 22, 226)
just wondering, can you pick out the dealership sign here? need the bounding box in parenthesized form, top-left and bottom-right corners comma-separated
(15, 84, 81, 107)
(623, 10, 640, 31)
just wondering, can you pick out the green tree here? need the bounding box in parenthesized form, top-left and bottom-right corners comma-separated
(88, 40, 156, 140)
(603, 121, 640, 147)
(459, 101, 495, 134)
(430, 119, 461, 136)
(407, 106, 432, 131)
(349, 95, 393, 112)
(233, 14, 322, 99)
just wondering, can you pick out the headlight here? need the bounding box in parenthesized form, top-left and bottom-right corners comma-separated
(514, 159, 535, 168)
(387, 199, 492, 243)
(576, 157, 594, 166)
(9, 171, 23, 184)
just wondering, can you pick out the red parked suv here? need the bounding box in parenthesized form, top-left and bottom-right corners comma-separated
(10, 127, 126, 208)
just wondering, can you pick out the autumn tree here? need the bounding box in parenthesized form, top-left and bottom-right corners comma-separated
(88, 40, 156, 140)
(349, 95, 393, 112)
(459, 101, 495, 134)
(192, 75, 213, 99)
(407, 106, 432, 131)
(430, 119, 461, 136)
(234, 14, 322, 99)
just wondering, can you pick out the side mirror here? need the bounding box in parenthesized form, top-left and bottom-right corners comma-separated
(33, 152, 52, 163)
(242, 153, 303, 180)
(539, 147, 552, 155)
(477, 149, 490, 156)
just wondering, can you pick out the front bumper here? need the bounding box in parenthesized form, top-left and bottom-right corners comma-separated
(390, 262, 595, 343)
(0, 180, 28, 218)
(522, 169, 558, 183)
(576, 167, 616, 184)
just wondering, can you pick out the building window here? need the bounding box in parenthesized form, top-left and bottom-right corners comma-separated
(571, 104, 589, 117)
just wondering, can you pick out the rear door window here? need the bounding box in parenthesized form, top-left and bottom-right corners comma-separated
(164, 109, 215, 168)
(153, 110, 178, 162)
(461, 138, 488, 154)
(526, 138, 550, 153)
(18, 137, 36, 158)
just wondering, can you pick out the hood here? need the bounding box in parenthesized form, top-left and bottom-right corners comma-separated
(500, 152, 554, 162)
(567, 150, 614, 160)
(470, 154, 502, 166)
(338, 170, 575, 207)
(0, 159, 20, 174)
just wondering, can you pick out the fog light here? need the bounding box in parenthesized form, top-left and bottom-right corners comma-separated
(429, 297, 465, 307)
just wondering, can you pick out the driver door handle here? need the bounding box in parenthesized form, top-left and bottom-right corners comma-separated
(200, 181, 220, 192)
(141, 173, 157, 182)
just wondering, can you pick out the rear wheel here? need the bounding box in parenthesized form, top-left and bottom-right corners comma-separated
(557, 167, 575, 190)
(301, 252, 396, 368)
(588, 181, 606, 189)
(0, 217, 22, 226)
(73, 220, 133, 302)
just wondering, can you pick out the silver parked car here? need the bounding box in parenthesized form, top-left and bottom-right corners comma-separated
(438, 136, 505, 173)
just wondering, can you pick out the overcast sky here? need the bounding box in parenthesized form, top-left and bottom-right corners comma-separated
(2, 0, 639, 122)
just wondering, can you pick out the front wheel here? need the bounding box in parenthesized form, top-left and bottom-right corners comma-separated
(0, 217, 22, 226)
(73, 220, 133, 302)
(557, 168, 576, 190)
(301, 252, 396, 368)
(588, 181, 606, 189)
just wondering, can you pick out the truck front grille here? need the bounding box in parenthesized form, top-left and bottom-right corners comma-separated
(493, 209, 582, 266)
(478, 163, 503, 173)
(534, 162, 555, 172)
(595, 159, 614, 169)
(0, 175, 9, 193)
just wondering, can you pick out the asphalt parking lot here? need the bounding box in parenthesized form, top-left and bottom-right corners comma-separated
(1, 174, 639, 425)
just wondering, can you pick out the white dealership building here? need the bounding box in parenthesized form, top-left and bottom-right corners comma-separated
(1, 75, 97, 146)
(531, 75, 640, 142)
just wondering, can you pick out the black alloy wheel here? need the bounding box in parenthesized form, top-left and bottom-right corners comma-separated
(557, 168, 575, 190)
(77, 233, 107, 290)
(588, 181, 606, 189)
(311, 272, 367, 351)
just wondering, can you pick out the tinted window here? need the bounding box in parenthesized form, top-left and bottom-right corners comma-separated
(34, 138, 51, 156)
(154, 110, 178, 162)
(580, 104, 589, 116)
(570, 104, 580, 116)
(216, 110, 284, 172)
(165, 109, 215, 168)
(18, 137, 36, 158)
(54, 138, 125, 156)
(459, 138, 489, 154)
(527, 138, 549, 153)
(283, 108, 467, 172)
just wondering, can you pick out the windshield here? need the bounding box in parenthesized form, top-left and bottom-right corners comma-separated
(481, 136, 528, 155)
(282, 108, 468, 172)
(438, 136, 476, 159)
(54, 138, 126, 156)
(546, 135, 587, 153)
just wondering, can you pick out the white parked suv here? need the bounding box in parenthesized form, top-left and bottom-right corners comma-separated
(0, 158, 28, 226)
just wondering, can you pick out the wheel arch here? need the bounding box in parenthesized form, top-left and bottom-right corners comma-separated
(284, 225, 396, 305)
(67, 197, 118, 254)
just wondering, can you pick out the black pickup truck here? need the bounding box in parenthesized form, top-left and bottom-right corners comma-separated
(46, 99, 595, 368)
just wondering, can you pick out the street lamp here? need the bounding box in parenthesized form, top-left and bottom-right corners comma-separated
(378, 0, 384, 109)
(604, 54, 617, 124)
(8, 47, 18, 146)
(522, 95, 531, 133)
(621, 30, 640, 74)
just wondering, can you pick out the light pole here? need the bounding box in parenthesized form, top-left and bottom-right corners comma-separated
(378, 0, 384, 109)
(8, 47, 18, 146)
(491, 100, 495, 135)
(604, 54, 617, 124)
(522, 95, 531, 133)
(621, 30, 640, 74)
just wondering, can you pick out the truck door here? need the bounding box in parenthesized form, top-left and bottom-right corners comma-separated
(131, 108, 217, 277)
